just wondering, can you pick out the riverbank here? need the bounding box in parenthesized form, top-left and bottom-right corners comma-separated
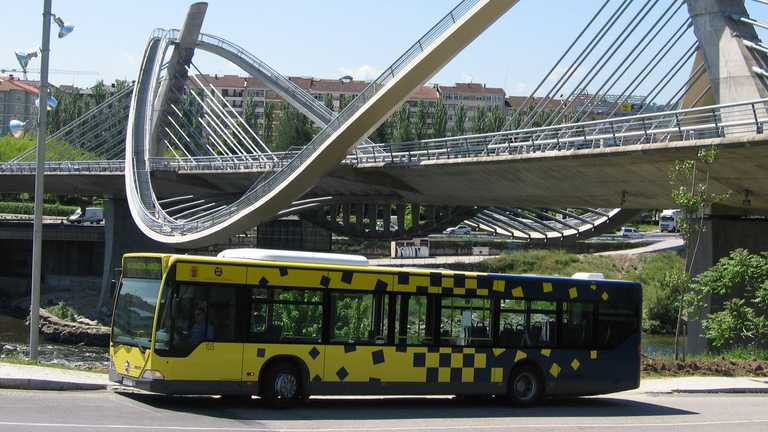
(642, 355, 768, 377)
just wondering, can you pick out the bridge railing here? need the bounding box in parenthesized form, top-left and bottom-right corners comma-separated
(3, 99, 766, 176)
(349, 98, 768, 165)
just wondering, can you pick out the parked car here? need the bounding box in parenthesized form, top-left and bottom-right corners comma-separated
(619, 226, 642, 238)
(443, 224, 472, 235)
(67, 207, 103, 224)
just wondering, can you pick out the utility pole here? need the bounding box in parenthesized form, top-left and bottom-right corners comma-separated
(29, 0, 53, 361)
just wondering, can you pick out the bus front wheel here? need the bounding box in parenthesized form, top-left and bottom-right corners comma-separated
(261, 362, 304, 407)
(506, 365, 543, 406)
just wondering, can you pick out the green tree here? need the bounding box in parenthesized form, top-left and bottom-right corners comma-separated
(452, 104, 467, 137)
(489, 105, 505, 133)
(261, 101, 275, 148)
(90, 80, 109, 106)
(242, 98, 260, 134)
(473, 106, 488, 134)
(669, 145, 731, 358)
(391, 103, 413, 143)
(273, 102, 314, 151)
(338, 94, 350, 111)
(414, 101, 431, 141)
(432, 100, 448, 139)
(324, 93, 334, 112)
(370, 118, 391, 143)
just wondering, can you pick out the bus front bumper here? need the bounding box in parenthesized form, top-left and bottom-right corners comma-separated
(109, 370, 256, 395)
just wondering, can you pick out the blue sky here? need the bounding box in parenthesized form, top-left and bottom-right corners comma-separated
(2, 1, 767, 98)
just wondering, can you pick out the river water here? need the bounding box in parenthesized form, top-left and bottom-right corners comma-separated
(1, 314, 678, 370)
(0, 314, 109, 371)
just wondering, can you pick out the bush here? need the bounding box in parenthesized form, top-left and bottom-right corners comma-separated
(645, 269, 689, 334)
(0, 201, 78, 217)
(46, 301, 80, 322)
(691, 249, 768, 350)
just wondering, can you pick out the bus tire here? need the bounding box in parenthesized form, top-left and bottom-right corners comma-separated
(506, 364, 543, 406)
(261, 361, 303, 408)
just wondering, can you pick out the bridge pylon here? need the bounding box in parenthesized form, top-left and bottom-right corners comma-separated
(687, 0, 768, 105)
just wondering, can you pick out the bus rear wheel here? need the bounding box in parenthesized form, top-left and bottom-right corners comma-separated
(506, 365, 543, 406)
(261, 362, 304, 407)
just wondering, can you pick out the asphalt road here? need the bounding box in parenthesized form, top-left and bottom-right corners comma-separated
(0, 390, 766, 432)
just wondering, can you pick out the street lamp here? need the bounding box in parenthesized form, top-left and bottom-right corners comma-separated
(9, 119, 29, 139)
(8, 0, 74, 362)
(14, 49, 38, 80)
(52, 14, 74, 39)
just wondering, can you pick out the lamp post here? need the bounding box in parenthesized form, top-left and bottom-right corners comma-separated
(16, 0, 73, 362)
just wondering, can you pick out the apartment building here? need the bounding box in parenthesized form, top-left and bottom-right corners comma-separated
(0, 75, 39, 136)
(437, 82, 506, 134)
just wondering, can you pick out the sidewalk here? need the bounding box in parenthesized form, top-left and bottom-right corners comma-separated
(0, 363, 108, 391)
(631, 376, 768, 394)
(2, 362, 768, 394)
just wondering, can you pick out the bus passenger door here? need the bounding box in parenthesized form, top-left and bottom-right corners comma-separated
(241, 269, 327, 393)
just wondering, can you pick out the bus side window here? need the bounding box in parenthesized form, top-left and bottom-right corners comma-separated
(498, 299, 526, 347)
(439, 296, 491, 346)
(249, 287, 322, 343)
(329, 292, 374, 343)
(394, 294, 434, 345)
(560, 302, 594, 348)
(529, 301, 557, 347)
(596, 304, 638, 348)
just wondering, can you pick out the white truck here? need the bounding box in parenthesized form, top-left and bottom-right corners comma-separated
(659, 209, 681, 233)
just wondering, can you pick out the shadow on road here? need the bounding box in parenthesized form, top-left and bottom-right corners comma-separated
(118, 393, 696, 421)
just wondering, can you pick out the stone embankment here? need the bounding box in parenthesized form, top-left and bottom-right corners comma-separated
(37, 310, 109, 347)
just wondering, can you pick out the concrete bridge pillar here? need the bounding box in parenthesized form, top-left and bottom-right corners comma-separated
(686, 216, 768, 354)
(97, 198, 174, 319)
(687, 0, 768, 105)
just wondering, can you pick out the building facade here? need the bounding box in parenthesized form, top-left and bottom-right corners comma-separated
(437, 83, 506, 135)
(0, 75, 39, 136)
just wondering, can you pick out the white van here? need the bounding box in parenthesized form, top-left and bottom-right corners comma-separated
(619, 226, 642, 238)
(67, 207, 104, 224)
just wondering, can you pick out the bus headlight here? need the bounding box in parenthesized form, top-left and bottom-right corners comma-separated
(141, 370, 165, 380)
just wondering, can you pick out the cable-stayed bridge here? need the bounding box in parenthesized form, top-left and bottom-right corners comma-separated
(2, 0, 768, 250)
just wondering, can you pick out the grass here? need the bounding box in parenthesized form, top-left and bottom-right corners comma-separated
(0, 135, 101, 162)
(0, 136, 35, 162)
(692, 349, 768, 362)
(450, 249, 629, 279)
(635, 223, 659, 233)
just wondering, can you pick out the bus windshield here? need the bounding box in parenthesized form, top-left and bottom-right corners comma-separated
(112, 257, 163, 349)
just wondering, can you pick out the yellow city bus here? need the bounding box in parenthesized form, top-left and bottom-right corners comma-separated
(109, 249, 641, 406)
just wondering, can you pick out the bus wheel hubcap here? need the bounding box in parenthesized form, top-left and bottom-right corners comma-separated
(513, 373, 535, 400)
(275, 373, 297, 399)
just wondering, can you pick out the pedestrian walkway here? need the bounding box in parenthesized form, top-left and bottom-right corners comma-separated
(597, 237, 684, 256)
(0, 362, 107, 390)
(631, 376, 768, 394)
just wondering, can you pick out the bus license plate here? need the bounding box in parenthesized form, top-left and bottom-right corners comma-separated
(123, 378, 134, 386)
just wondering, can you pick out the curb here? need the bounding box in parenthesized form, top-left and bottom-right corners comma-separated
(671, 388, 768, 394)
(0, 378, 107, 391)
